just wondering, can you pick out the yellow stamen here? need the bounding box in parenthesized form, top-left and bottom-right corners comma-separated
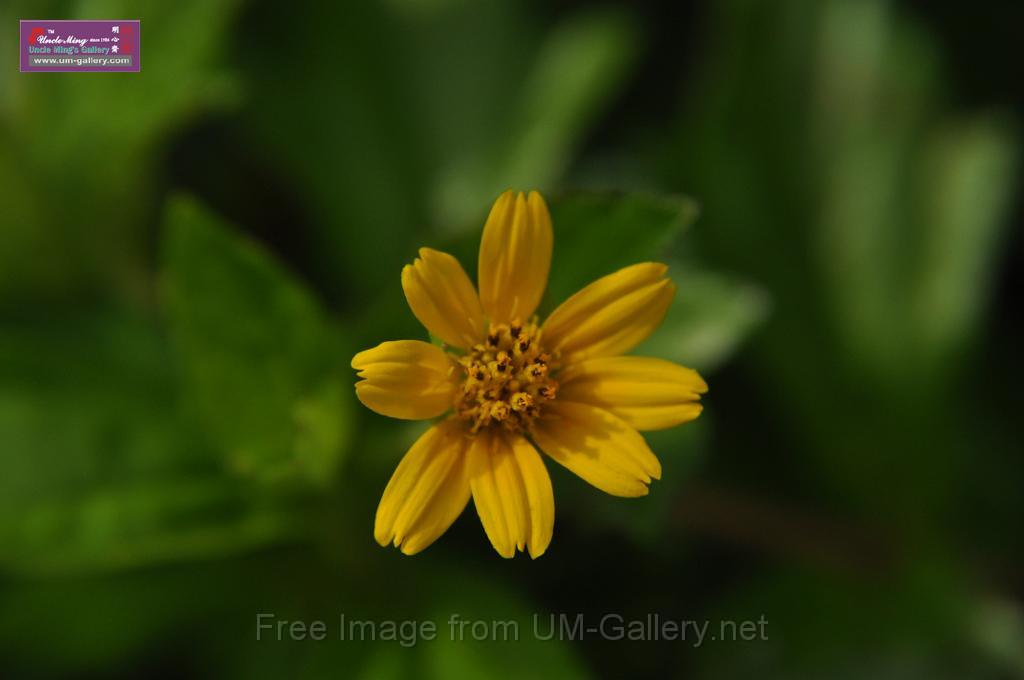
(455, 319, 559, 433)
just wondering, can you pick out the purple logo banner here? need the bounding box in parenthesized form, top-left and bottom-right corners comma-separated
(20, 20, 140, 72)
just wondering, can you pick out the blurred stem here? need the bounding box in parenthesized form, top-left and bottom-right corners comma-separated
(674, 483, 895, 575)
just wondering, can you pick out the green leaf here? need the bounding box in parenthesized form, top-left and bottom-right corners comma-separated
(238, 0, 429, 301)
(542, 191, 699, 312)
(161, 196, 352, 487)
(694, 560, 991, 680)
(970, 600, 1024, 676)
(422, 573, 591, 680)
(909, 119, 1018, 368)
(0, 306, 301, 576)
(434, 9, 639, 229)
(638, 265, 769, 372)
(0, 552, 323, 676)
(3, 478, 299, 577)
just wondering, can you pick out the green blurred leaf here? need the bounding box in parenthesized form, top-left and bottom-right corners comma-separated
(239, 0, 429, 302)
(392, 0, 537, 229)
(0, 307, 300, 576)
(0, 551, 328, 677)
(543, 191, 699, 311)
(808, 0, 1018, 387)
(695, 561, 1000, 680)
(422, 574, 591, 680)
(0, 563, 234, 674)
(909, 119, 1018, 369)
(639, 265, 769, 372)
(435, 10, 638, 229)
(354, 645, 413, 680)
(668, 0, 1019, 524)
(970, 600, 1024, 676)
(4, 479, 298, 576)
(161, 196, 352, 487)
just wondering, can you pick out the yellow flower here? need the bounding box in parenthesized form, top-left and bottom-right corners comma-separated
(352, 190, 707, 558)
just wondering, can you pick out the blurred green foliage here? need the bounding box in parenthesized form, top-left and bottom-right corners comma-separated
(671, 0, 1017, 528)
(162, 196, 351, 487)
(0, 0, 1020, 677)
(662, 0, 1021, 677)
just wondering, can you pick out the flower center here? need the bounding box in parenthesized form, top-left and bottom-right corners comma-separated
(454, 320, 559, 433)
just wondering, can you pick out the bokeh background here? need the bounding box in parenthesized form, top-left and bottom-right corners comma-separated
(2, 0, 1022, 677)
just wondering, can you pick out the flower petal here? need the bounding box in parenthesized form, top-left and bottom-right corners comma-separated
(469, 430, 554, 559)
(478, 190, 553, 324)
(352, 340, 459, 420)
(374, 418, 471, 555)
(531, 401, 661, 497)
(542, 262, 675, 363)
(402, 247, 485, 349)
(557, 356, 707, 431)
